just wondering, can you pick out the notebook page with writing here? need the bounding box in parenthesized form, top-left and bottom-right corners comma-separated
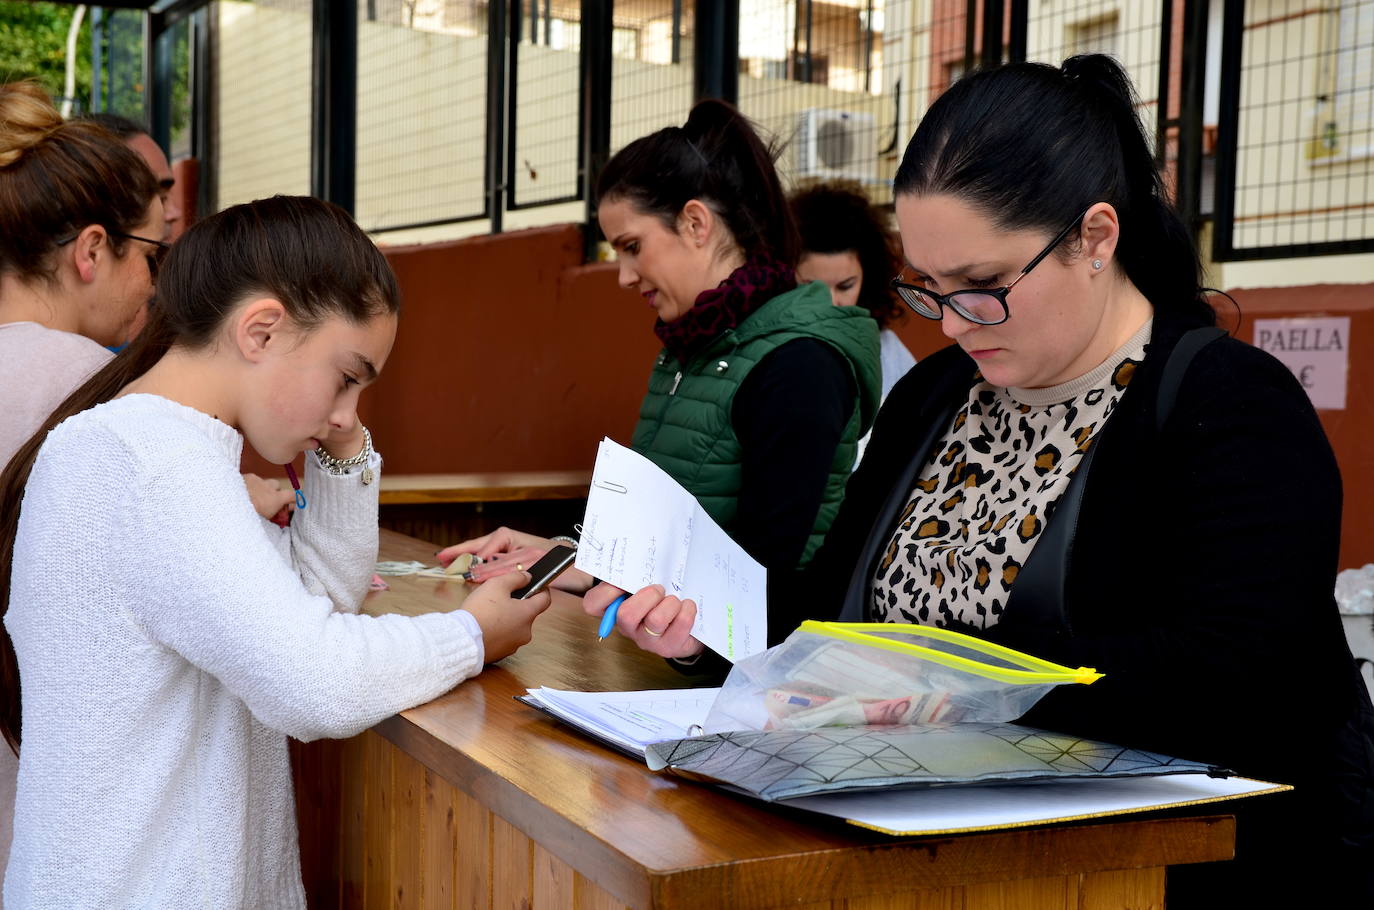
(521, 687, 718, 755)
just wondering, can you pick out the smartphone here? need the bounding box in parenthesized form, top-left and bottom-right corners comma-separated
(509, 545, 577, 600)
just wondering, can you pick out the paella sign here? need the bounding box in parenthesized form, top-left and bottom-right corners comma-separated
(1253, 316, 1350, 410)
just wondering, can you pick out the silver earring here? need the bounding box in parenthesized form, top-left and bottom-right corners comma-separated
(1092, 258, 1103, 270)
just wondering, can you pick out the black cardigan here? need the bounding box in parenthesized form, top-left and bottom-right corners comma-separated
(782, 309, 1374, 904)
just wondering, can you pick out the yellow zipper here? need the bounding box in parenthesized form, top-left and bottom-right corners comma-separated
(798, 621, 1102, 686)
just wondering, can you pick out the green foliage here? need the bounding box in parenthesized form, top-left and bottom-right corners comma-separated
(0, 3, 188, 139)
(0, 1, 93, 110)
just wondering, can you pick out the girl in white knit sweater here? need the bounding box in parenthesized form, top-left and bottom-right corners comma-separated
(0, 195, 550, 909)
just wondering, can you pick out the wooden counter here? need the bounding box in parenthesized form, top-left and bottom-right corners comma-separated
(378, 470, 592, 506)
(291, 530, 1236, 909)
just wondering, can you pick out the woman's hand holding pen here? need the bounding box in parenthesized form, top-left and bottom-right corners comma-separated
(463, 570, 552, 663)
(438, 526, 595, 592)
(583, 583, 705, 660)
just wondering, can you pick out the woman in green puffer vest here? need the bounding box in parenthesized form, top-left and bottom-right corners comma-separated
(438, 100, 881, 663)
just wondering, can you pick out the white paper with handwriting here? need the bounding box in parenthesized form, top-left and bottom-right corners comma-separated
(575, 438, 767, 662)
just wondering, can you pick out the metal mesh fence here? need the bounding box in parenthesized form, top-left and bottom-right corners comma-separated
(735, 0, 897, 205)
(609, 0, 695, 155)
(508, 0, 582, 208)
(730, 0, 1167, 208)
(1025, 0, 1163, 150)
(1217, 0, 1374, 257)
(212, 0, 313, 209)
(182, 0, 1374, 258)
(355, 0, 489, 231)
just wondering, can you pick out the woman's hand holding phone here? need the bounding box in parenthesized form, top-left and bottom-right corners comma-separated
(463, 570, 552, 663)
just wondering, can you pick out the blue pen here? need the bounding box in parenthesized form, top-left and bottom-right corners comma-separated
(597, 593, 629, 642)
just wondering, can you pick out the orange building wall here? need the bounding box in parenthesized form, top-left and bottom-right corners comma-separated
(1225, 285, 1374, 572)
(358, 225, 658, 474)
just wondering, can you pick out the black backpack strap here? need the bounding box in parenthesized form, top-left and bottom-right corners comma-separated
(1005, 324, 1228, 631)
(1156, 326, 1226, 432)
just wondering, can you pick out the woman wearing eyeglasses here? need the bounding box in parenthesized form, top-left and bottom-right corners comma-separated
(587, 55, 1374, 903)
(0, 81, 168, 471)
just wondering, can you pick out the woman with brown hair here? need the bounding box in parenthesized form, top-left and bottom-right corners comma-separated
(0, 81, 166, 469)
(440, 101, 882, 665)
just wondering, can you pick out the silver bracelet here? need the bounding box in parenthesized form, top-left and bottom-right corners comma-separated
(550, 534, 579, 550)
(315, 426, 375, 484)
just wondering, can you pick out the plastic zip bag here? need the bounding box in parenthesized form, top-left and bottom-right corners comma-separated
(704, 620, 1102, 733)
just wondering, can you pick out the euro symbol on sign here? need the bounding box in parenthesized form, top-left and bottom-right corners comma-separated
(1299, 365, 1316, 388)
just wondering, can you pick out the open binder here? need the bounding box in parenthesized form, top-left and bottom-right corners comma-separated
(518, 687, 1290, 836)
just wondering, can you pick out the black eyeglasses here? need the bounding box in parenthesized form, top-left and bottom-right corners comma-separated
(891, 208, 1091, 327)
(55, 228, 170, 280)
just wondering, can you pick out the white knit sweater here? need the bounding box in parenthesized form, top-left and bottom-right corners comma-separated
(4, 395, 484, 909)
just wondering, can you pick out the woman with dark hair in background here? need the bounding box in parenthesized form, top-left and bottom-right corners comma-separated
(586, 56, 1374, 903)
(442, 100, 881, 663)
(792, 181, 917, 462)
(0, 195, 551, 906)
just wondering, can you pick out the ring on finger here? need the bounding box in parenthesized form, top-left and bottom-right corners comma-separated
(643, 625, 663, 637)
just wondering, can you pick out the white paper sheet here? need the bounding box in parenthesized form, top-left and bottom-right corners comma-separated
(522, 687, 717, 754)
(779, 773, 1290, 836)
(575, 438, 767, 661)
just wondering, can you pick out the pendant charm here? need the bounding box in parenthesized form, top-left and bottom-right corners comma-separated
(362, 466, 375, 486)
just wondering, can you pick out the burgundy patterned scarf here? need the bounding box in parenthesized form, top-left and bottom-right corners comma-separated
(654, 255, 798, 365)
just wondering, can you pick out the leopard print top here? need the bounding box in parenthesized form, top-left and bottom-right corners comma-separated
(870, 319, 1153, 629)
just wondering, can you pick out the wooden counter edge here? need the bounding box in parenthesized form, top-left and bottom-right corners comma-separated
(378, 472, 591, 505)
(372, 713, 1237, 910)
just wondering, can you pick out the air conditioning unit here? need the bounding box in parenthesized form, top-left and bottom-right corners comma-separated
(795, 108, 878, 182)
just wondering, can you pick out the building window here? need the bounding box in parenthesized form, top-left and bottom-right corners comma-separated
(1069, 12, 1120, 59)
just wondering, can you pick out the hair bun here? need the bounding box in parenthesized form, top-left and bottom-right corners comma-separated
(681, 98, 741, 145)
(0, 81, 64, 168)
(1060, 55, 1137, 107)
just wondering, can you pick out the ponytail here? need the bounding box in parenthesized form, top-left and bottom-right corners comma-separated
(596, 99, 799, 265)
(1059, 55, 1211, 325)
(894, 54, 1212, 325)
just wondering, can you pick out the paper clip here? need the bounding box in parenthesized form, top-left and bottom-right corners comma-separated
(593, 479, 628, 494)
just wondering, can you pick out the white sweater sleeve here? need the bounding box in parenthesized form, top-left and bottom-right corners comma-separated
(116, 444, 484, 742)
(259, 451, 382, 614)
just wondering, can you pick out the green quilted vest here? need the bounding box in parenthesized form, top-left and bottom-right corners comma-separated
(629, 281, 881, 568)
